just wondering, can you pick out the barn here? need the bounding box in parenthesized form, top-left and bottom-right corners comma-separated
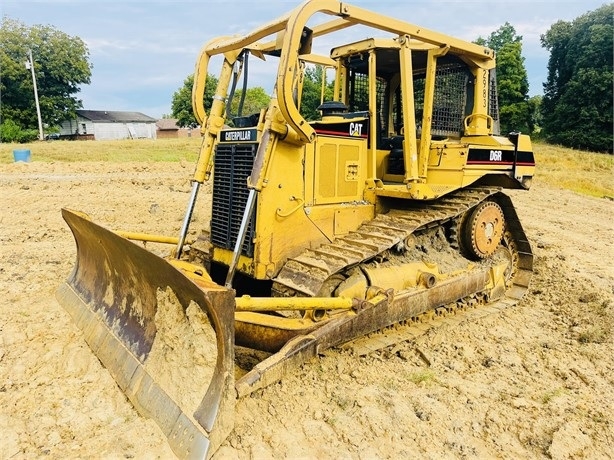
(155, 118, 195, 139)
(59, 110, 157, 140)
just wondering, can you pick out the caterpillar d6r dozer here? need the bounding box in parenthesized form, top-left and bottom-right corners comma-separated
(57, 1, 535, 458)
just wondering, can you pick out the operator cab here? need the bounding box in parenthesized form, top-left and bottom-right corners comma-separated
(317, 37, 500, 184)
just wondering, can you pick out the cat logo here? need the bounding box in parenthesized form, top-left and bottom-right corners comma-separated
(349, 122, 363, 137)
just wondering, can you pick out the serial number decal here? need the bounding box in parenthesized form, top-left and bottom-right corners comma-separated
(467, 148, 535, 166)
(489, 150, 503, 161)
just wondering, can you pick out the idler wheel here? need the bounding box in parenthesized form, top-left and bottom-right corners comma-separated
(461, 201, 505, 259)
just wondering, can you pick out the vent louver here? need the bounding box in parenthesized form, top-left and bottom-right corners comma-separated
(210, 142, 258, 257)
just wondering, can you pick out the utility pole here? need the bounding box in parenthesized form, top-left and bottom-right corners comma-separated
(25, 49, 44, 141)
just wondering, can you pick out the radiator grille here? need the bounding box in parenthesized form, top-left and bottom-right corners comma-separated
(211, 142, 258, 257)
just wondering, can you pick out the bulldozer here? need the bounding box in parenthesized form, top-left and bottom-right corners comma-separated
(57, 1, 535, 458)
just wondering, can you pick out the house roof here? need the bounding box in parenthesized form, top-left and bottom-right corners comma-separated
(76, 110, 157, 123)
(156, 118, 181, 130)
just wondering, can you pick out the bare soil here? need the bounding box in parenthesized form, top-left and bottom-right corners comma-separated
(1, 160, 613, 459)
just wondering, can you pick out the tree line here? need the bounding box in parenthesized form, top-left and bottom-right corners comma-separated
(1, 5, 612, 152)
(0, 17, 92, 142)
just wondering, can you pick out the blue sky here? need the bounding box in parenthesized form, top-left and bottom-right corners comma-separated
(2, 0, 606, 119)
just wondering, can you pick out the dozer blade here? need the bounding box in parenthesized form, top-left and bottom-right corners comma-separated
(56, 209, 235, 459)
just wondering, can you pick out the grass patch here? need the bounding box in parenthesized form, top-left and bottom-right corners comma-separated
(0, 138, 201, 163)
(533, 142, 614, 198)
(2, 137, 612, 198)
(540, 387, 565, 404)
(408, 369, 437, 386)
(578, 326, 610, 344)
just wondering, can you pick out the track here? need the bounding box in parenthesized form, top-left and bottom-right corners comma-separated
(271, 186, 533, 354)
(343, 286, 523, 356)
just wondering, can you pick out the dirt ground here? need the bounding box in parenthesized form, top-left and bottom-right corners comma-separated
(1, 159, 613, 459)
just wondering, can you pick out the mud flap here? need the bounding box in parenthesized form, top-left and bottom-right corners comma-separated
(56, 209, 235, 459)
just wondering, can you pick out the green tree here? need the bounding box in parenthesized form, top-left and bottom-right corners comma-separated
(228, 87, 270, 118)
(527, 95, 543, 135)
(172, 73, 271, 127)
(476, 23, 531, 134)
(0, 17, 92, 131)
(541, 4, 613, 152)
(171, 73, 218, 127)
(300, 65, 334, 121)
(0, 119, 38, 143)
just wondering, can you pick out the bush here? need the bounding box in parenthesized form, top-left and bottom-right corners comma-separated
(0, 119, 38, 143)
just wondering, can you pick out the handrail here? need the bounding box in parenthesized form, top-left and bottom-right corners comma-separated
(276, 197, 305, 218)
(464, 113, 494, 136)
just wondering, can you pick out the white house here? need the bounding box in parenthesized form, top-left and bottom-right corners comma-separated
(60, 110, 157, 140)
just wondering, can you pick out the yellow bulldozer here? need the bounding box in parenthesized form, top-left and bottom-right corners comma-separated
(57, 1, 535, 458)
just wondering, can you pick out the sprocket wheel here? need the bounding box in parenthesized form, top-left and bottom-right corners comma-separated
(461, 201, 505, 259)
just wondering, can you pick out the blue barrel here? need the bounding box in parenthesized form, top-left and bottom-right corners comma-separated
(13, 149, 31, 162)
